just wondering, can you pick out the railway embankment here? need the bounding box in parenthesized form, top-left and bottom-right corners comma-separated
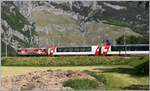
(1, 56, 148, 67)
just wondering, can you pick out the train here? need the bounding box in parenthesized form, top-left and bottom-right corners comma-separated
(16, 42, 149, 56)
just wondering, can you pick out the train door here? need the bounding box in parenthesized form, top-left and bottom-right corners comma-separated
(99, 47, 101, 55)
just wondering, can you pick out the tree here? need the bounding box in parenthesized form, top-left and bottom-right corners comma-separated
(137, 1, 149, 10)
(116, 35, 149, 44)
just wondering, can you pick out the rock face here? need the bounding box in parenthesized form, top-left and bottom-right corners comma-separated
(0, 70, 95, 90)
(1, 1, 148, 55)
(1, 1, 39, 56)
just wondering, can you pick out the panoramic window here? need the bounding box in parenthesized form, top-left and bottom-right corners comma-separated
(57, 47, 91, 52)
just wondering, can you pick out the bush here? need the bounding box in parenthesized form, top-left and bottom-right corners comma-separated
(134, 56, 149, 75)
(128, 56, 149, 67)
(63, 78, 100, 90)
(84, 71, 107, 85)
(116, 35, 149, 44)
(122, 85, 149, 90)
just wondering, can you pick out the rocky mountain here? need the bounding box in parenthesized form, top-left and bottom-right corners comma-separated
(1, 1, 149, 56)
(1, 1, 38, 56)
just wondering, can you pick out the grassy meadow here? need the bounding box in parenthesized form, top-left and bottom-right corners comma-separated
(1, 56, 148, 66)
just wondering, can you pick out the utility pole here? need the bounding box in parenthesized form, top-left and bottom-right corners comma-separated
(5, 28, 12, 57)
(101, 30, 105, 45)
(4, 33, 8, 58)
(124, 31, 126, 45)
(5, 39, 7, 58)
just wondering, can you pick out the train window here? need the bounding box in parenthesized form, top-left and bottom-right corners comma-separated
(57, 48, 61, 52)
(61, 49, 63, 52)
(111, 46, 125, 51)
(134, 46, 149, 51)
(65, 48, 68, 52)
(125, 45, 149, 51)
(69, 48, 73, 52)
(111, 46, 117, 51)
(81, 47, 91, 52)
(75, 48, 80, 52)
(86, 47, 92, 52)
(111, 45, 149, 51)
(57, 48, 65, 52)
(126, 46, 132, 51)
(72, 48, 75, 52)
(57, 47, 92, 52)
(80, 47, 84, 52)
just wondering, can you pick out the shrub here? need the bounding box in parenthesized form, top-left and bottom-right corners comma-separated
(122, 85, 149, 90)
(85, 71, 107, 85)
(116, 35, 149, 44)
(134, 56, 149, 75)
(63, 78, 100, 90)
(128, 56, 149, 67)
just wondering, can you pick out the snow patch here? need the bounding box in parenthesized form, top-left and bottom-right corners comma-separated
(104, 2, 126, 10)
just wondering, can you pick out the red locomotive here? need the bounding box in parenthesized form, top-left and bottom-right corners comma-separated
(17, 48, 47, 56)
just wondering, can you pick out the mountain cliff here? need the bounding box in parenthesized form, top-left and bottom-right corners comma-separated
(1, 1, 149, 56)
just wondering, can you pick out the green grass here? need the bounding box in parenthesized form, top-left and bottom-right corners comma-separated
(103, 18, 130, 28)
(83, 70, 148, 90)
(84, 71, 107, 85)
(2, 56, 148, 66)
(129, 56, 148, 67)
(63, 68, 149, 90)
(63, 78, 100, 90)
(101, 72, 149, 90)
